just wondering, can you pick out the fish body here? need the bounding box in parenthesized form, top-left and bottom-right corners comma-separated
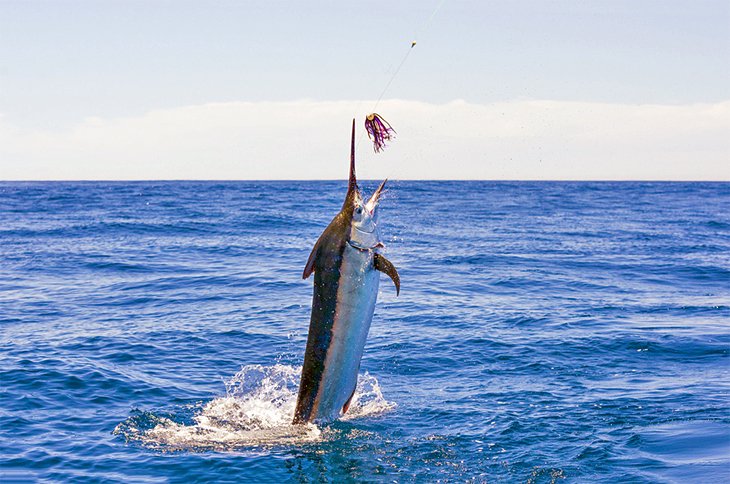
(293, 120, 399, 424)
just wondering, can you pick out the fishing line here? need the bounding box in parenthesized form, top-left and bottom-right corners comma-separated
(372, 0, 447, 112)
(371, 43, 415, 113)
(357, 0, 447, 153)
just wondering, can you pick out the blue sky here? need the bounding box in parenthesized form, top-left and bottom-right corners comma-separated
(1, 1, 728, 180)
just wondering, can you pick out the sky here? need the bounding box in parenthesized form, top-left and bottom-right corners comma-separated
(0, 0, 728, 180)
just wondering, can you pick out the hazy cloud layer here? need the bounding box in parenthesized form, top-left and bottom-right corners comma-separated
(1, 99, 728, 180)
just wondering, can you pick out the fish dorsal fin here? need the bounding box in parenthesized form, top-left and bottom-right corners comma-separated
(374, 253, 400, 295)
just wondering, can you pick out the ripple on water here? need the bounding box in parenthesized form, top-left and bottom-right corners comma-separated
(2, 181, 729, 481)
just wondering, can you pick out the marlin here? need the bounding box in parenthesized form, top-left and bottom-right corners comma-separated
(293, 119, 400, 424)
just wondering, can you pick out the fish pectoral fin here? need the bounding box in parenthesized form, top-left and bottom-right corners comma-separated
(342, 385, 357, 415)
(374, 253, 400, 296)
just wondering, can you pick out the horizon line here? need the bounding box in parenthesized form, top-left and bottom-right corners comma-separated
(1, 179, 727, 183)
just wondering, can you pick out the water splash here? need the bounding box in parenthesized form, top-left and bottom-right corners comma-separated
(114, 364, 395, 450)
(341, 371, 395, 421)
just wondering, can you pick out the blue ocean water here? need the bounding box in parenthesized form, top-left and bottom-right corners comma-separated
(1, 180, 728, 482)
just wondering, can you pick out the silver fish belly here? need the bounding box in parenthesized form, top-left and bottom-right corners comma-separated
(309, 247, 380, 421)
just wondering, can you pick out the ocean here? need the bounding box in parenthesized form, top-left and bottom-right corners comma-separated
(1, 181, 728, 482)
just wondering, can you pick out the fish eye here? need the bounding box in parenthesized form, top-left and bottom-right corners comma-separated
(355, 207, 363, 214)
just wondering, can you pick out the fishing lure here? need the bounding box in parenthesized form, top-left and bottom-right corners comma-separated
(364, 113, 396, 153)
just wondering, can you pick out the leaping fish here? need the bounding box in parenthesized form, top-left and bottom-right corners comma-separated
(293, 119, 400, 424)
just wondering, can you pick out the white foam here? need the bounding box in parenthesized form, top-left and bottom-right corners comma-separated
(115, 364, 395, 450)
(340, 371, 396, 421)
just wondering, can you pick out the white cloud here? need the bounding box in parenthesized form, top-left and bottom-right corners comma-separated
(0, 99, 728, 180)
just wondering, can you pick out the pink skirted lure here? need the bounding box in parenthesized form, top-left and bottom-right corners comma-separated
(364, 113, 396, 153)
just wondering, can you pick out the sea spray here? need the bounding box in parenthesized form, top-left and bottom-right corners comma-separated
(114, 364, 395, 450)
